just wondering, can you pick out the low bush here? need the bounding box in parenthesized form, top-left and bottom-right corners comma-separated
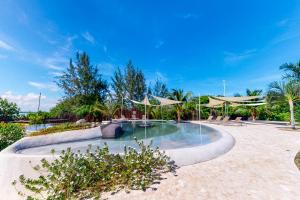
(13, 139, 176, 199)
(0, 123, 24, 150)
(29, 123, 91, 136)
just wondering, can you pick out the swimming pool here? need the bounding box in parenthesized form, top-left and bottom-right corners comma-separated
(18, 121, 222, 155)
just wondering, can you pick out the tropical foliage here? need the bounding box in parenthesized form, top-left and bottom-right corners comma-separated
(13, 140, 176, 200)
(0, 123, 24, 150)
(267, 81, 300, 128)
(0, 98, 19, 122)
(169, 89, 191, 122)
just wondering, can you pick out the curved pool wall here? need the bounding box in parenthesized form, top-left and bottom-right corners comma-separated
(0, 122, 235, 200)
(16, 122, 224, 155)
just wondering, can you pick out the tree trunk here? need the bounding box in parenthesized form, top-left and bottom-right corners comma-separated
(251, 107, 257, 121)
(177, 110, 181, 122)
(288, 99, 296, 129)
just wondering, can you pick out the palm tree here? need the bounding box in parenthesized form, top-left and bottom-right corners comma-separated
(169, 89, 191, 122)
(246, 89, 263, 121)
(267, 81, 300, 129)
(280, 61, 300, 80)
(74, 100, 103, 121)
(98, 97, 120, 121)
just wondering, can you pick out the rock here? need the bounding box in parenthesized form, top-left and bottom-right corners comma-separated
(75, 119, 86, 125)
(101, 123, 124, 138)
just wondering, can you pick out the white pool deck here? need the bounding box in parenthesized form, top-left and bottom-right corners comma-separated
(105, 122, 300, 200)
(1, 122, 300, 199)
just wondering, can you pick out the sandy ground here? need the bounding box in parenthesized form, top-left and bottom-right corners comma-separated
(104, 122, 300, 200)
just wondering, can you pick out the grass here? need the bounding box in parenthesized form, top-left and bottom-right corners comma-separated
(29, 123, 92, 136)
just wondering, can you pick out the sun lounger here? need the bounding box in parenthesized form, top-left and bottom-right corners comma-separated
(215, 116, 230, 125)
(209, 116, 223, 124)
(206, 115, 213, 121)
(224, 117, 244, 126)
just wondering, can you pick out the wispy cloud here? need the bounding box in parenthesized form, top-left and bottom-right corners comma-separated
(277, 18, 289, 27)
(103, 45, 107, 53)
(224, 49, 257, 64)
(0, 40, 14, 51)
(272, 18, 300, 45)
(1, 91, 57, 111)
(49, 71, 64, 76)
(155, 40, 164, 49)
(180, 13, 199, 20)
(82, 31, 95, 44)
(98, 62, 116, 77)
(250, 74, 282, 83)
(28, 81, 59, 92)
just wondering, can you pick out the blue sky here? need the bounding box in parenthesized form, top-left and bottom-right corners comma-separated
(1, 0, 300, 111)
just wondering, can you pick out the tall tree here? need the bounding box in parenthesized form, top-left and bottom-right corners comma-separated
(152, 79, 168, 97)
(111, 67, 126, 104)
(280, 61, 300, 81)
(169, 89, 191, 122)
(134, 68, 146, 100)
(123, 60, 146, 102)
(246, 89, 263, 121)
(57, 52, 108, 103)
(267, 81, 300, 129)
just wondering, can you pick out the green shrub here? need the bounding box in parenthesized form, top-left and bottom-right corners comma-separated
(27, 112, 50, 124)
(29, 123, 90, 136)
(0, 123, 24, 150)
(0, 98, 20, 122)
(13, 140, 176, 199)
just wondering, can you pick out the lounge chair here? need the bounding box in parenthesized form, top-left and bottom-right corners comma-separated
(215, 116, 230, 125)
(209, 116, 223, 124)
(224, 117, 244, 126)
(206, 115, 213, 121)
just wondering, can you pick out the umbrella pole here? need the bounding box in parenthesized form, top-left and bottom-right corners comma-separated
(145, 103, 146, 124)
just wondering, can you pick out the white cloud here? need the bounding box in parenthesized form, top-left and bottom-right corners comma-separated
(0, 40, 14, 51)
(49, 71, 63, 76)
(28, 81, 59, 92)
(82, 31, 95, 44)
(1, 91, 57, 111)
(224, 49, 257, 63)
(155, 40, 164, 48)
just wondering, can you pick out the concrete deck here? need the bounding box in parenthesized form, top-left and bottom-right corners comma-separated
(105, 122, 300, 200)
(1, 122, 300, 199)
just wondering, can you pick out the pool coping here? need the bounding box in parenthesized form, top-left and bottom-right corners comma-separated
(0, 122, 235, 166)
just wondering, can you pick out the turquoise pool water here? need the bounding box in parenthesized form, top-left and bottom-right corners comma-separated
(18, 122, 222, 155)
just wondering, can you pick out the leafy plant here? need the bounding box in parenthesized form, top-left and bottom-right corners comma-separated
(169, 89, 191, 122)
(0, 98, 20, 122)
(13, 139, 176, 199)
(267, 80, 300, 128)
(0, 123, 24, 150)
(27, 112, 50, 124)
